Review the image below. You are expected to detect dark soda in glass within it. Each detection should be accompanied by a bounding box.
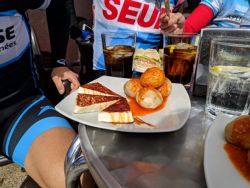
[164,43,197,85]
[103,45,135,78]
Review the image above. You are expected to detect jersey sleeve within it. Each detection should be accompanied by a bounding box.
[200,0,223,16]
[184,4,214,33]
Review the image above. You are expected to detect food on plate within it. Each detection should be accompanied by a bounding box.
[124,79,142,98]
[74,82,134,123]
[132,48,163,73]
[225,115,250,150]
[74,94,120,113]
[78,82,120,96]
[224,115,250,178]
[98,98,134,123]
[157,78,172,97]
[123,67,171,109]
[140,67,165,88]
[136,87,163,109]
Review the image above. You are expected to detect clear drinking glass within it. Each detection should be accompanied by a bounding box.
[163,33,200,89]
[101,32,136,78]
[240,8,250,28]
[205,38,250,119]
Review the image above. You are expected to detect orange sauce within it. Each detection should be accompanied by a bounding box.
[128,97,168,117]
[224,143,250,182]
[134,117,155,127]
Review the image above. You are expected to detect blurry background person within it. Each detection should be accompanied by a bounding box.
[160,0,250,34]
[66,0,185,78]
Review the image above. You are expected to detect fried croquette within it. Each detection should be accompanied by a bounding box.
[136,87,163,109]
[124,79,142,98]
[157,78,172,97]
[140,67,165,88]
[225,115,250,150]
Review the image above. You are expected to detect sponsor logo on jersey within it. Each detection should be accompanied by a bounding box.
[96,0,166,33]
[0,13,30,67]
[0,25,17,53]
[215,14,243,25]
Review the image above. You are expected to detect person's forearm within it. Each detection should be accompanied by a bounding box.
[184,4,214,33]
[0,0,48,11]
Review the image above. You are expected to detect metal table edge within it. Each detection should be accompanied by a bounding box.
[79,124,122,188]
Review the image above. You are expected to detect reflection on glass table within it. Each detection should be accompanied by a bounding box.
[65,97,209,188]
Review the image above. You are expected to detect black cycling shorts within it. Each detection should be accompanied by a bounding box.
[0,95,73,167]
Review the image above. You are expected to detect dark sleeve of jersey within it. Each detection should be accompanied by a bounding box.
[65,0,82,40]
[0,0,46,11]
[46,0,69,68]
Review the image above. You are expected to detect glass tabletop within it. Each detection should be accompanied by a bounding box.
[78,96,209,188]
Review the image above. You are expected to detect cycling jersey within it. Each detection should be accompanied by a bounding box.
[200,0,250,28]
[0,0,55,109]
[92,0,177,70]
[0,10,42,109]
[0,0,73,167]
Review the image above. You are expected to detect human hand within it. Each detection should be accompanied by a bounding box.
[51,67,80,94]
[160,13,185,34]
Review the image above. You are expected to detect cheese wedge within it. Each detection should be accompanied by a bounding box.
[98,98,134,123]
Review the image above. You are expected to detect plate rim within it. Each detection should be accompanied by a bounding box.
[203,113,250,188]
[55,76,191,133]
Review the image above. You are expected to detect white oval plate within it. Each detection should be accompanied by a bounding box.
[55,76,191,133]
[204,113,250,188]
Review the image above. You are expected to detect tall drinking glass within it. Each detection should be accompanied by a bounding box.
[163,33,200,88]
[205,38,250,119]
[240,8,250,28]
[101,32,136,78]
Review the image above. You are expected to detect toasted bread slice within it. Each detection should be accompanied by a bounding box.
[78,82,120,96]
[74,94,120,113]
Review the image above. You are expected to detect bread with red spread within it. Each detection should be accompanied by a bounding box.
[74,82,134,123]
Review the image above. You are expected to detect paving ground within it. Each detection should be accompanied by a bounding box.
[0,164,40,188]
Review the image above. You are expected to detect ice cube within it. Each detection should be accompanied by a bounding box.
[113,45,132,51]
[175,43,196,50]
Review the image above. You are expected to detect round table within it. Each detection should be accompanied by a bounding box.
[65,96,210,188]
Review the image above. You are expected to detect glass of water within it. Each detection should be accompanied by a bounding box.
[205,38,250,119]
[240,8,250,28]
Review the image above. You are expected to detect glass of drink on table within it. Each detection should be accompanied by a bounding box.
[163,33,200,88]
[205,38,250,119]
[101,32,136,78]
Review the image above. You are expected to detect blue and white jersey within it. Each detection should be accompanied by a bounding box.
[200,0,250,28]
[0,11,30,67]
[93,0,176,70]
[0,0,50,108]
